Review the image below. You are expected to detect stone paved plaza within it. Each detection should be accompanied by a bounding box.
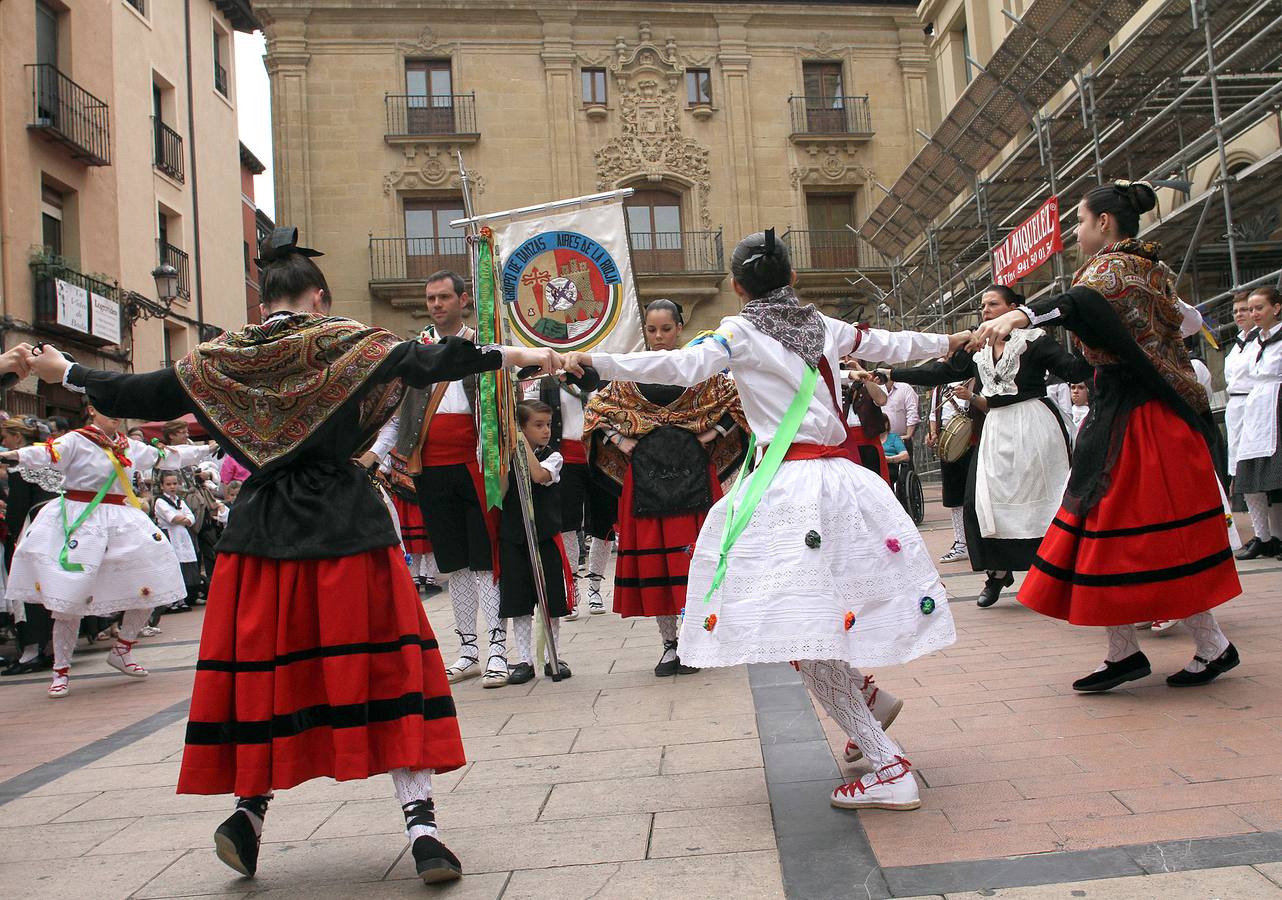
[2,489,1281,899]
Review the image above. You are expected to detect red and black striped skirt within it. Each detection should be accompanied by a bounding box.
[613,463,720,618]
[1019,400,1241,626]
[391,493,432,555]
[178,546,465,797]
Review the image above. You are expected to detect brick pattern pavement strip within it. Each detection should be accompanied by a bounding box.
[1,487,1279,898]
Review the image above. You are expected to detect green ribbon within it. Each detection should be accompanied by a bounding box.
[57,477,116,572]
[703,365,819,602]
[475,232,504,510]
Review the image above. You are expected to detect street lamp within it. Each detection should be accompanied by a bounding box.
[151,263,180,304]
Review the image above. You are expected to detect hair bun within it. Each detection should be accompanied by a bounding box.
[1116,180,1157,215]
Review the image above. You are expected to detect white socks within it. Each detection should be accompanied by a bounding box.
[560,531,580,608]
[52,617,79,671]
[1245,493,1272,541]
[391,767,438,841]
[513,614,533,665]
[587,536,611,583]
[656,615,680,662]
[446,571,480,666]
[478,574,506,674]
[1105,624,1141,662]
[798,659,904,770]
[950,506,965,544]
[1182,612,1230,673]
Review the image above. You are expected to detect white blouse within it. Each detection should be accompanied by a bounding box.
[15,431,207,495]
[154,493,198,563]
[590,316,949,447]
[1238,325,1282,462]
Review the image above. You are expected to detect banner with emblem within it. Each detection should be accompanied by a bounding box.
[480,192,644,354]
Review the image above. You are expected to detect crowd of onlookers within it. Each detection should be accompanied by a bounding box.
[0,412,242,673]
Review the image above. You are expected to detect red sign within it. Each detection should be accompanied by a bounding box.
[992,196,1062,287]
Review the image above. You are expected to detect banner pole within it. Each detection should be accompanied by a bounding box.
[456,151,564,681]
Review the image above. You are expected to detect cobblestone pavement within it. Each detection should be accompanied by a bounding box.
[0,486,1279,899]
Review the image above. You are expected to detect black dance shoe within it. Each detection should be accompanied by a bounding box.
[1235,537,1277,560]
[655,640,699,677]
[976,571,1015,608]
[2,654,52,676]
[412,834,463,883]
[543,660,573,679]
[1166,643,1240,687]
[214,809,263,877]
[1072,651,1151,692]
[506,662,535,685]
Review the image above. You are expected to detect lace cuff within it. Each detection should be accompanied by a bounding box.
[1017,304,1058,328]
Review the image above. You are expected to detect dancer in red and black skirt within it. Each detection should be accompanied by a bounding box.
[584,299,747,676]
[25,229,557,883]
[971,181,1242,692]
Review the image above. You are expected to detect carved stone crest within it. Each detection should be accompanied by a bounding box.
[384,144,484,196]
[790,144,873,187]
[593,25,713,228]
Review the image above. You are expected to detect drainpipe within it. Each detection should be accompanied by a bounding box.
[183,0,206,331]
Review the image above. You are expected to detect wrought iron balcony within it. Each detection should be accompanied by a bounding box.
[370,236,470,285]
[153,117,184,182]
[385,93,479,140]
[782,229,891,271]
[788,95,873,138]
[25,64,111,166]
[629,230,725,275]
[159,241,192,300]
[31,259,123,347]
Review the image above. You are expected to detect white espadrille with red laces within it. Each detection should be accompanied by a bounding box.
[842,675,904,764]
[106,639,149,678]
[831,757,919,810]
[48,667,70,698]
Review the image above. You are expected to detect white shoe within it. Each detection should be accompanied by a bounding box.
[831,759,919,811]
[106,641,149,678]
[938,542,968,563]
[482,662,508,689]
[48,667,70,698]
[1151,619,1180,633]
[139,625,162,637]
[564,604,581,622]
[445,658,481,684]
[587,584,606,614]
[843,677,903,763]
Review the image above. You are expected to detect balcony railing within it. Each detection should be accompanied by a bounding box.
[782,229,892,271]
[788,95,873,137]
[370,236,471,284]
[385,93,478,139]
[629,230,725,275]
[159,241,192,300]
[25,64,111,165]
[215,63,228,97]
[152,117,185,182]
[31,259,123,347]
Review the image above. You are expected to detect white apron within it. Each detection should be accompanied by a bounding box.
[1236,328,1282,464]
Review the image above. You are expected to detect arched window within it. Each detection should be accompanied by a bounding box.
[626,188,683,272]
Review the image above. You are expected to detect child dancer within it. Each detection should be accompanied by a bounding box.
[565,230,968,810]
[1,406,204,697]
[500,400,573,684]
[155,470,202,611]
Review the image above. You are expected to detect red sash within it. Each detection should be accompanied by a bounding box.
[421,414,478,467]
[782,444,850,462]
[65,490,128,506]
[560,438,589,466]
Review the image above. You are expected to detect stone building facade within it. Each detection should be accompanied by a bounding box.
[255,0,931,336]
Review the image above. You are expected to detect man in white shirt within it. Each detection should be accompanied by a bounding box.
[880,375,921,461]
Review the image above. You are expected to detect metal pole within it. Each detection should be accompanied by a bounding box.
[1199,0,1242,290]
[455,152,564,679]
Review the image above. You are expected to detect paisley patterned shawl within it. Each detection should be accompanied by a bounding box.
[173,313,405,469]
[583,373,749,488]
[1072,239,1209,413]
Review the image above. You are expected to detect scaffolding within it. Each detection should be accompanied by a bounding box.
[856,0,1282,336]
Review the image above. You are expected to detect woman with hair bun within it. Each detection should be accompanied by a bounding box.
[887,283,1093,609]
[972,181,1242,693]
[567,230,971,813]
[583,298,748,677]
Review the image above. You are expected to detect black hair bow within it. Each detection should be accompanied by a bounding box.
[254,226,324,268]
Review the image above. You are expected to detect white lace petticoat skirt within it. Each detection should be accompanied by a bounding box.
[678,456,956,669]
[4,498,187,617]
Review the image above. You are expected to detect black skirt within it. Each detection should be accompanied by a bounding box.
[498,538,569,618]
[940,449,972,509]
